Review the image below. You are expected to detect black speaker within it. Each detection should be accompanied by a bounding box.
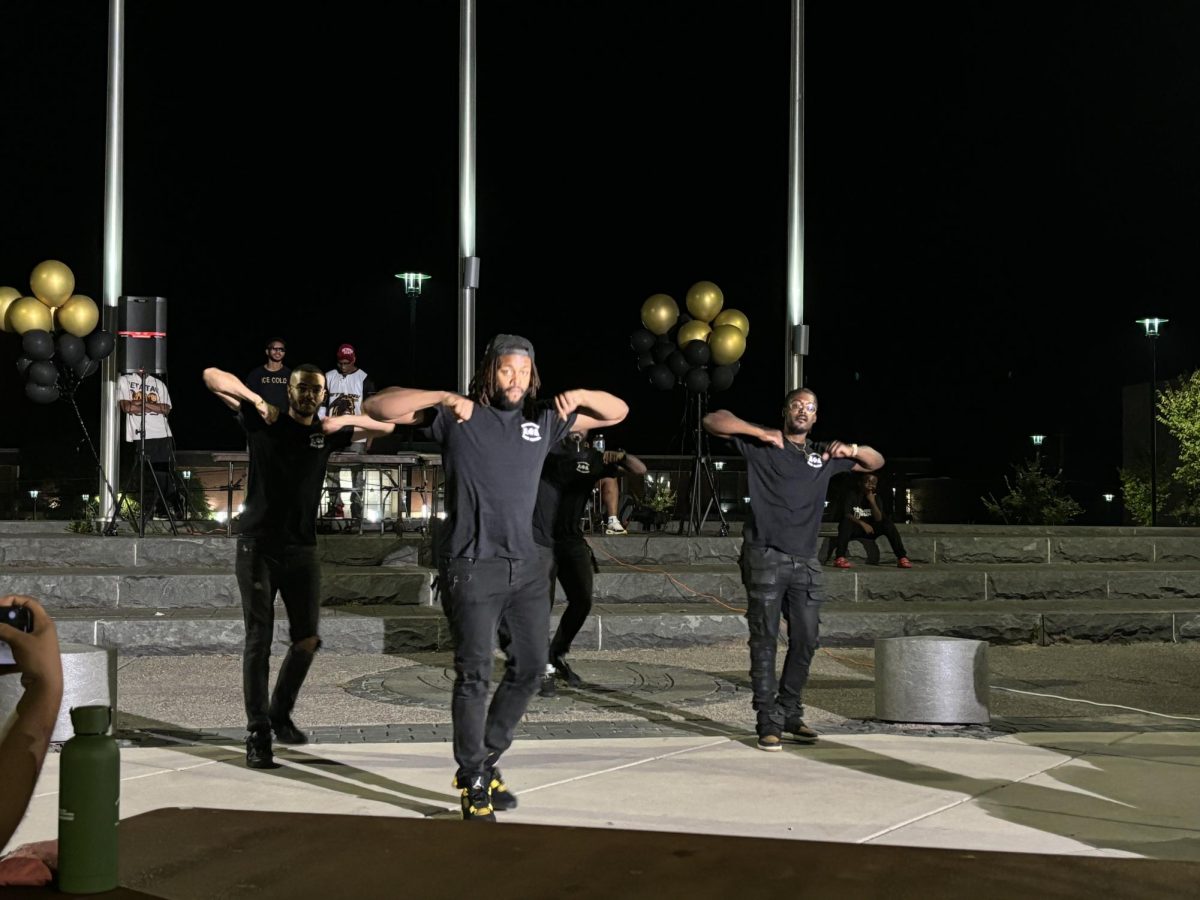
[118,296,168,374]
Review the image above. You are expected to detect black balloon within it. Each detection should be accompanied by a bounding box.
[666,350,690,377]
[647,363,676,390]
[652,342,674,364]
[728,360,741,376]
[685,368,710,393]
[25,382,59,404]
[28,360,59,387]
[682,339,711,367]
[709,365,735,391]
[630,328,656,353]
[85,329,115,361]
[16,356,33,378]
[636,351,655,371]
[56,333,86,366]
[73,356,99,379]
[22,329,54,361]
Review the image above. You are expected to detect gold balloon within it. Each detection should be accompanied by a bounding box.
[640,293,680,336]
[0,286,20,333]
[709,324,747,365]
[30,259,75,308]
[676,319,712,348]
[712,308,749,336]
[685,280,724,322]
[6,296,54,334]
[57,294,100,337]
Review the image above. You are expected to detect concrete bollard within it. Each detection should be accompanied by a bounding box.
[874,636,989,724]
[0,642,118,742]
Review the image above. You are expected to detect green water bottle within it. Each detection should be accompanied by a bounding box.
[58,705,120,894]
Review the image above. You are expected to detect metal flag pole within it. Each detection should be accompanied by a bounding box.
[785,0,807,393]
[458,0,479,394]
[99,0,126,519]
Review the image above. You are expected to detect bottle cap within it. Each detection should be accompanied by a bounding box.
[70,705,112,735]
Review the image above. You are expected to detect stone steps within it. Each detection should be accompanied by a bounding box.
[0,566,432,609]
[39,599,1200,655]
[4,527,1200,653]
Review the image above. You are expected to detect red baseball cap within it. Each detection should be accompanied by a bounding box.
[336,343,356,362]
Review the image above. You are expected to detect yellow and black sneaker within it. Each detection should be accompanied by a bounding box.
[488,767,518,811]
[457,773,496,822]
[784,717,819,742]
[756,728,783,752]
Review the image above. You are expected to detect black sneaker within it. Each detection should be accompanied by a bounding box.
[784,717,819,742]
[457,773,496,822]
[756,730,783,752]
[488,768,518,811]
[245,730,279,769]
[270,715,308,746]
[551,654,583,688]
[538,672,557,697]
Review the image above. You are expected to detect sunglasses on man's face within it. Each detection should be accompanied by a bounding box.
[267,346,285,352]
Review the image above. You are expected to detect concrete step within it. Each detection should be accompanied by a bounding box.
[588,563,1200,605]
[0,534,426,569]
[8,532,1200,570]
[0,566,433,609]
[41,599,1200,656]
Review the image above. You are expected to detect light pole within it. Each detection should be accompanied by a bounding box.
[396,273,431,386]
[29,489,39,521]
[1136,318,1167,526]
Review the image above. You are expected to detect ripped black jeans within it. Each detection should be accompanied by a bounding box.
[740,546,825,731]
[235,539,322,733]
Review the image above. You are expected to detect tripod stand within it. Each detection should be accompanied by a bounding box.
[105,369,179,537]
[679,391,730,537]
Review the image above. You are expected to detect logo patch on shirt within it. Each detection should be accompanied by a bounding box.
[576,461,591,474]
[310,434,325,449]
[521,423,542,442]
[807,452,823,469]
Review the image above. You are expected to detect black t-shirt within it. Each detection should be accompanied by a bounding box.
[430,401,576,560]
[237,401,353,545]
[532,444,621,547]
[246,365,291,410]
[843,488,888,522]
[732,436,855,557]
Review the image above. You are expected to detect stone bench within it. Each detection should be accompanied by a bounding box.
[0,642,117,742]
[873,636,989,724]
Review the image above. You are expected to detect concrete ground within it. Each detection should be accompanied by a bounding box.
[7,643,1200,864]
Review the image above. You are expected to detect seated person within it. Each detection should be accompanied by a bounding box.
[833,472,912,569]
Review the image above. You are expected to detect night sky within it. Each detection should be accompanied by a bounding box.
[3,2,1199,513]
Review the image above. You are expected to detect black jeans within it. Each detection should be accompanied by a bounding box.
[834,516,908,559]
[548,539,595,658]
[740,546,825,731]
[442,554,550,779]
[235,539,322,733]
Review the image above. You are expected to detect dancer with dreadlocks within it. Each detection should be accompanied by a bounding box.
[365,335,628,821]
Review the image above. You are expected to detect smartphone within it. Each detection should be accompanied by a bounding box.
[0,605,34,666]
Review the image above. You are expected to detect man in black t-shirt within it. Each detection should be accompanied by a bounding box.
[704,388,883,751]
[834,472,911,568]
[245,337,291,410]
[531,433,647,695]
[365,334,629,822]
[203,363,393,769]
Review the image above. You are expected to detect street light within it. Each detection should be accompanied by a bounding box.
[1136,318,1168,525]
[1030,434,1046,447]
[29,489,39,521]
[396,273,431,385]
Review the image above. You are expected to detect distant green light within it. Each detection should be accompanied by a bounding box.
[1136,317,1167,337]
[396,272,432,296]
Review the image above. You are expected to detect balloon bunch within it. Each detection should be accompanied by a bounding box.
[629,281,749,393]
[1,261,115,404]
